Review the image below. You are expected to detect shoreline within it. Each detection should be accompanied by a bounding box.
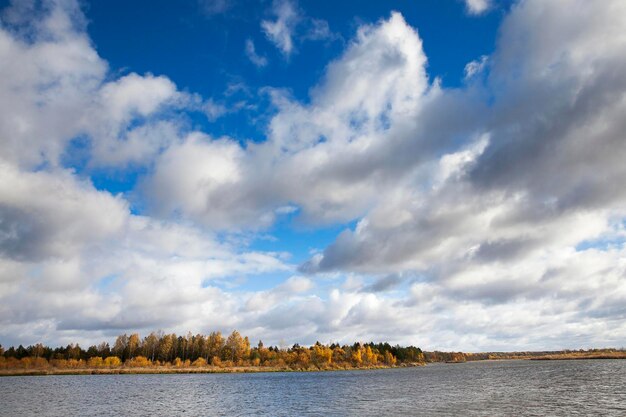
[4,355,626,376]
[0,363,425,377]
[529,354,626,361]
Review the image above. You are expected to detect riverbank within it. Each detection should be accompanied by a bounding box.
[529,351,626,360]
[438,349,626,362]
[5,353,626,376]
[0,362,428,377]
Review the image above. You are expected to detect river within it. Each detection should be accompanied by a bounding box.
[1,359,625,416]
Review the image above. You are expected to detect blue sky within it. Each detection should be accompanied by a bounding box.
[1,0,626,351]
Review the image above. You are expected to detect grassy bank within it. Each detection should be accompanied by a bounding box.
[0,363,426,377]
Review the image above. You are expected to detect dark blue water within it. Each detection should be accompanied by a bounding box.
[1,360,625,416]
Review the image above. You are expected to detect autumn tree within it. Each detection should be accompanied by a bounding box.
[30,343,44,358]
[332,346,346,363]
[88,356,104,367]
[256,340,269,363]
[158,334,175,362]
[128,334,140,359]
[351,347,362,365]
[97,342,111,357]
[312,342,332,367]
[362,345,377,365]
[113,334,129,361]
[225,330,250,363]
[206,331,225,362]
[383,351,396,366]
[104,356,122,367]
[0,329,428,371]
[143,332,159,362]
[66,344,81,360]
[185,332,194,361]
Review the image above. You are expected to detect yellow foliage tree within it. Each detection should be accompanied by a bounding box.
[104,356,122,367]
[128,334,140,359]
[225,330,250,363]
[383,351,396,366]
[312,344,332,367]
[192,358,207,367]
[88,356,104,368]
[126,356,150,367]
[363,346,377,365]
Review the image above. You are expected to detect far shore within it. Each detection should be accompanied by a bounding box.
[441,351,626,363]
[0,363,424,377]
[528,352,626,361]
[3,352,626,377]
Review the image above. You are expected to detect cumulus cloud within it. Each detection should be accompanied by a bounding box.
[0,1,189,170]
[0,0,290,347]
[87,74,182,167]
[0,162,127,262]
[0,211,291,345]
[244,276,313,312]
[306,0,626,269]
[299,0,626,348]
[98,73,177,124]
[0,0,106,169]
[143,12,437,228]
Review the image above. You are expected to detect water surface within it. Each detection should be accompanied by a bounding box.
[1,359,625,416]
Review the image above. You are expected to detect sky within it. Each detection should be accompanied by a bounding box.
[1,0,625,352]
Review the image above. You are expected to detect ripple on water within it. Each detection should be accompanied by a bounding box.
[1,360,625,417]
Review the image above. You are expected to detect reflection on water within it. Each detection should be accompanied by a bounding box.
[1,359,625,416]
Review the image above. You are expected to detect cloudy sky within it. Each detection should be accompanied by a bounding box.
[1,0,625,352]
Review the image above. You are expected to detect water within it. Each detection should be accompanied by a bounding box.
[1,360,625,416]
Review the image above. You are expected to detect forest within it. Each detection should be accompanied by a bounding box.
[0,330,426,373]
[4,331,621,375]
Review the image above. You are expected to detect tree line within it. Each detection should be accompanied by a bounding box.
[0,330,425,371]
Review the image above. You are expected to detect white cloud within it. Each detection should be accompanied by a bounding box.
[0,1,106,169]
[86,73,188,167]
[0,2,190,170]
[245,38,268,67]
[297,0,626,349]
[0,161,128,261]
[204,98,229,121]
[142,133,256,230]
[0,0,291,348]
[143,12,433,228]
[261,0,299,56]
[98,73,177,124]
[0,157,292,344]
[465,0,492,15]
[245,276,313,312]
[464,55,489,79]
[260,1,337,58]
